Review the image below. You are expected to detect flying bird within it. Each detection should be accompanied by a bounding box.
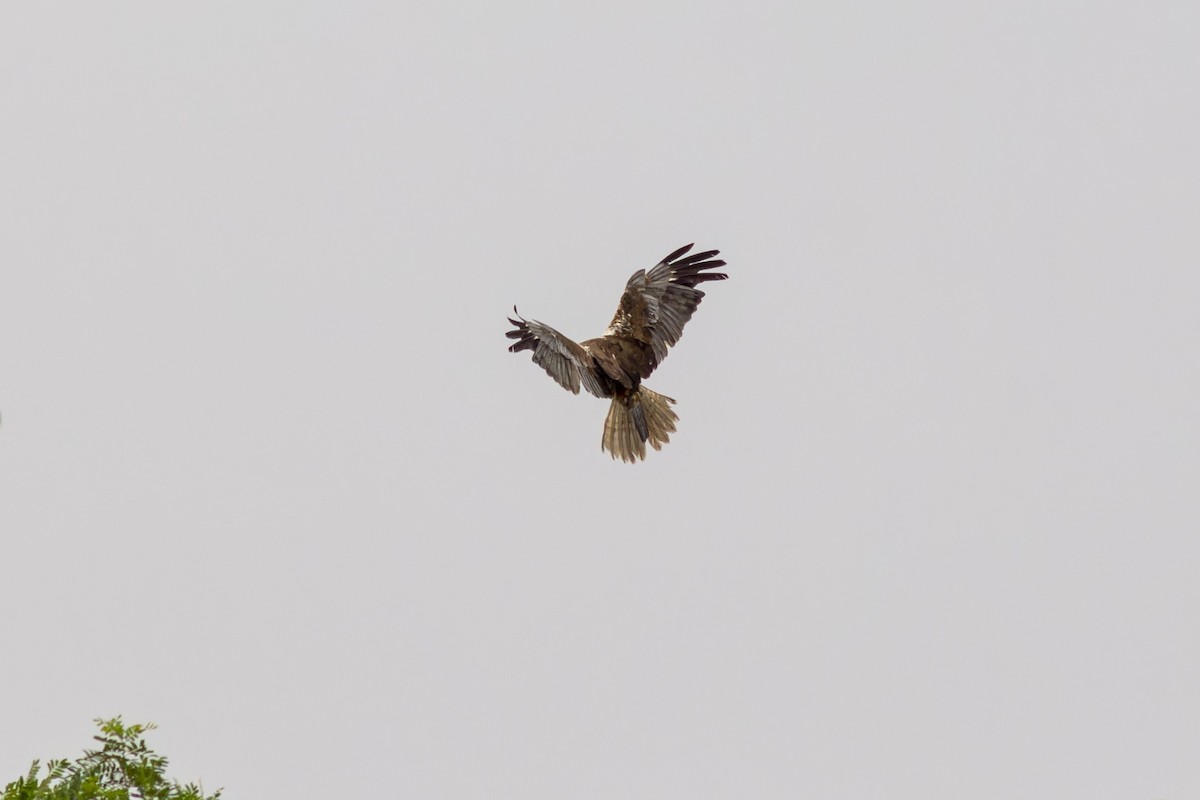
[507,243,728,462]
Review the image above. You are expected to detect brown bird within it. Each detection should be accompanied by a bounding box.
[507,243,728,462]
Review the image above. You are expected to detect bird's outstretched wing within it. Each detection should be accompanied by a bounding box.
[506,308,609,398]
[607,243,728,370]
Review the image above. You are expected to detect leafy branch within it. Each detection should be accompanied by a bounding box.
[2,718,220,800]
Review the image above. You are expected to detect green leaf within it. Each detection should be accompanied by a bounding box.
[1,719,222,800]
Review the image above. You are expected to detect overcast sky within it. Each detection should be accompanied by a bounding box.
[1,2,1197,798]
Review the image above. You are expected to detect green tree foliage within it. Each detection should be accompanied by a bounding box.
[2,718,220,800]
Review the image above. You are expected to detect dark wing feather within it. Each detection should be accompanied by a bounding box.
[506,307,608,398]
[607,243,728,369]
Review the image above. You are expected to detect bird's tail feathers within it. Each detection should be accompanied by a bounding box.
[602,386,678,463]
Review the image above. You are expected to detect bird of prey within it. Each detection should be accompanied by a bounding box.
[506,243,728,462]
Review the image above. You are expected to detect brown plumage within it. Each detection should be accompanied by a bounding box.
[506,243,728,462]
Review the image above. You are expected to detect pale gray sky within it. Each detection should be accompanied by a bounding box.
[1,2,1197,798]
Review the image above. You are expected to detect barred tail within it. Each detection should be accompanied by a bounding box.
[602,386,679,463]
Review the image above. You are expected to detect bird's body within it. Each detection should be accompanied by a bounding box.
[507,243,728,462]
